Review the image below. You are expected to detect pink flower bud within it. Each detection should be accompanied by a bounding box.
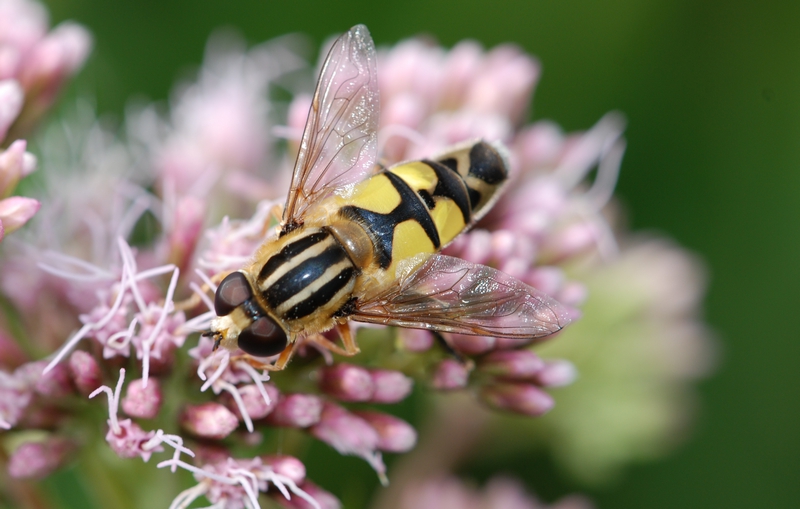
[459,228,493,265]
[318,363,374,402]
[533,360,578,388]
[0,47,21,81]
[261,454,306,484]
[0,79,23,142]
[47,23,93,75]
[222,383,279,421]
[397,327,434,352]
[0,196,39,234]
[18,22,91,96]
[34,360,73,397]
[431,359,470,390]
[8,438,73,479]
[265,393,323,428]
[122,377,162,419]
[541,221,601,264]
[68,350,102,396]
[449,332,496,355]
[354,410,417,453]
[180,402,239,439]
[369,369,413,404]
[309,403,381,465]
[0,329,27,369]
[480,382,554,416]
[556,281,588,308]
[478,350,545,380]
[513,121,564,168]
[167,196,205,273]
[439,40,482,108]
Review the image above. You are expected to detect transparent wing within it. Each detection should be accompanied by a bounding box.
[351,255,574,339]
[283,24,379,230]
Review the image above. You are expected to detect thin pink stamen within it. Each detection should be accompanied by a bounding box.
[89,368,126,435]
[141,266,180,387]
[235,360,272,406]
[217,380,254,432]
[199,349,230,389]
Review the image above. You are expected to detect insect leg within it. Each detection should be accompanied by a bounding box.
[231,343,296,372]
[302,324,361,357]
[336,322,361,356]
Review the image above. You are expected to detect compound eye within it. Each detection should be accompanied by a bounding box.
[238,315,288,357]
[214,272,253,317]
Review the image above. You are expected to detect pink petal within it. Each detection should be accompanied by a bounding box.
[0,196,39,233]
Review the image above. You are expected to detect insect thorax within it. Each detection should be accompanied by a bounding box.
[250,227,358,332]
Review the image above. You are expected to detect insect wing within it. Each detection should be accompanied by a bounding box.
[283,24,379,229]
[352,255,574,339]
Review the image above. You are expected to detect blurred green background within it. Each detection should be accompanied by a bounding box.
[38,0,800,508]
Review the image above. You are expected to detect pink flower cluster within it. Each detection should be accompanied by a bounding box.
[0,0,91,138]
[0,0,90,242]
[0,13,711,509]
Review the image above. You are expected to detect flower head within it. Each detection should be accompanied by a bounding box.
[0,13,713,509]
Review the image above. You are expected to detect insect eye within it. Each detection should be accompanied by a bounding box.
[237,316,288,357]
[214,272,253,317]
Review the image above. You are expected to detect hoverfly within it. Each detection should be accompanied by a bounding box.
[206,25,572,369]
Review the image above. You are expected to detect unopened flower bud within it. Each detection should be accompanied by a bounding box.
[397,327,433,352]
[0,329,27,369]
[533,360,578,388]
[354,410,417,453]
[480,382,554,416]
[541,221,601,264]
[266,393,323,428]
[167,196,205,273]
[222,383,279,421]
[180,402,239,439]
[309,403,381,466]
[370,369,413,403]
[318,363,374,402]
[0,80,23,143]
[8,438,73,479]
[478,349,545,380]
[449,333,496,355]
[33,361,72,397]
[556,281,588,308]
[0,138,28,196]
[14,361,72,397]
[431,359,470,390]
[68,350,102,396]
[122,377,162,419]
[0,196,39,234]
[261,454,306,484]
[13,23,92,136]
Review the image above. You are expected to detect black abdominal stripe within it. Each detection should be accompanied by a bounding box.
[341,141,508,269]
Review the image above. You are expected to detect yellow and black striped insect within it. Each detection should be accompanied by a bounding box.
[206,25,571,368]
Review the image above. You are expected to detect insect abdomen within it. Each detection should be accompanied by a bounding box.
[337,141,508,277]
[256,228,357,325]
